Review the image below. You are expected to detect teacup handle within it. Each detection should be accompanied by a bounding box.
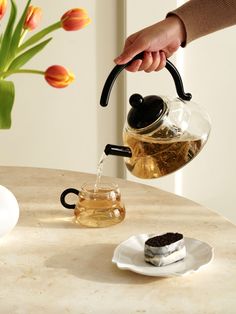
[60,188,79,209]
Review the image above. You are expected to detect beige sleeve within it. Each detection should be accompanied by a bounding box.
[167,0,236,45]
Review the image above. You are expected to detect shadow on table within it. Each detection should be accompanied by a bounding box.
[45,243,167,284]
[17,208,86,229]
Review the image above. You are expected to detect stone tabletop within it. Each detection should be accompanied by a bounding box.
[0,166,236,314]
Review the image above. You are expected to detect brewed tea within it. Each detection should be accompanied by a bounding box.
[123,130,202,179]
[75,183,125,228]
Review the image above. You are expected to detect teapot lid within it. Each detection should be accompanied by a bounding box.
[127,93,168,129]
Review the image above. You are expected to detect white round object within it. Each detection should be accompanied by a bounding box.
[0,185,19,238]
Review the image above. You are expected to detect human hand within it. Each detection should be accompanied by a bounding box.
[114,15,186,72]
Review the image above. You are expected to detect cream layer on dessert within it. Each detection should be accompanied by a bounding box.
[145,245,186,266]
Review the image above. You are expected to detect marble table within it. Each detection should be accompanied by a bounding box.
[0,166,236,313]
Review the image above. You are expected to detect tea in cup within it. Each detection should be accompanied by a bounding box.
[60,182,125,228]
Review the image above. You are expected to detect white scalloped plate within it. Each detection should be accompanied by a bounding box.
[112,234,214,277]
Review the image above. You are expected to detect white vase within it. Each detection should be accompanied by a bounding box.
[0,185,19,238]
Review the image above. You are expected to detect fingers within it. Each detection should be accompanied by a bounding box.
[154,51,166,72]
[114,50,140,65]
[125,51,151,72]
[145,52,160,72]
[125,59,143,72]
[123,51,167,72]
[114,41,145,65]
[114,31,149,65]
[139,52,153,71]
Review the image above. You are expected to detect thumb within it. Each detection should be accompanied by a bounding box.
[114,43,145,64]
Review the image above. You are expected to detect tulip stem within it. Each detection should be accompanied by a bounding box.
[18,21,62,53]
[19,29,29,46]
[1,69,45,79]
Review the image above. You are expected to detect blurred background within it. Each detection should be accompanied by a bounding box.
[0,0,236,223]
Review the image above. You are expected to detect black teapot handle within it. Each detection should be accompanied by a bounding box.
[100,52,192,107]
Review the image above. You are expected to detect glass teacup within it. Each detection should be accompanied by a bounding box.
[60,182,125,228]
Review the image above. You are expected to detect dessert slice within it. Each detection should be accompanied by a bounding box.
[144,232,186,266]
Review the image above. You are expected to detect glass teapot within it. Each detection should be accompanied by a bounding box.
[100,53,211,179]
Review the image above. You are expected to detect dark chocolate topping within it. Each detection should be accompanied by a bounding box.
[145,232,183,247]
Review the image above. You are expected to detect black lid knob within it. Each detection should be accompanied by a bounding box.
[127,94,166,129]
[129,94,144,108]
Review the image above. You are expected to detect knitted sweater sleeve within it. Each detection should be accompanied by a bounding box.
[167,0,236,45]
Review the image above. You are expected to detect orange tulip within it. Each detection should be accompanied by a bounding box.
[0,0,7,20]
[44,65,75,88]
[61,8,91,31]
[24,5,42,31]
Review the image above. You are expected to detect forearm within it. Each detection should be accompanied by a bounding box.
[168,0,236,45]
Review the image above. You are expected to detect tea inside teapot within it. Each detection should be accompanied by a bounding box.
[123,95,209,179]
[123,126,202,179]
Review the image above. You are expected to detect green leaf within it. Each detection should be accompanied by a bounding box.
[0,0,17,71]
[8,37,52,71]
[18,21,61,53]
[0,80,15,129]
[9,0,31,60]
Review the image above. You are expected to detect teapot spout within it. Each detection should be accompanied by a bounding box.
[104,144,132,158]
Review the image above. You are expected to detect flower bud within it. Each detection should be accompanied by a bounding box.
[0,0,7,20]
[61,8,91,31]
[24,5,42,31]
[44,65,75,88]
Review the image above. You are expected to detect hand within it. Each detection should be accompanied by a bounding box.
[114,15,186,72]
